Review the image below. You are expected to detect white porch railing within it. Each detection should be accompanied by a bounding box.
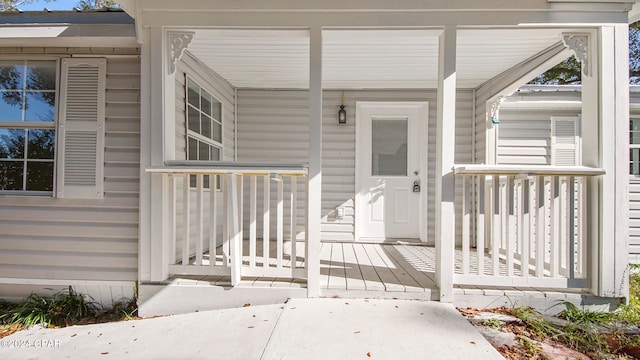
[147,161,308,286]
[453,165,605,289]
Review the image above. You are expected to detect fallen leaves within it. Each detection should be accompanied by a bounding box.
[367,352,372,357]
[101,352,109,355]
[243,303,251,307]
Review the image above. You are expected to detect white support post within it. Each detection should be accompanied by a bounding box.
[435,25,457,303]
[148,27,170,282]
[581,30,600,295]
[306,26,323,297]
[613,24,630,299]
[583,26,629,298]
[139,27,152,283]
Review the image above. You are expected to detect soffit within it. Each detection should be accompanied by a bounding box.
[187,28,565,89]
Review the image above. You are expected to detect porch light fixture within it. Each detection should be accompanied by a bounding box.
[338,91,347,125]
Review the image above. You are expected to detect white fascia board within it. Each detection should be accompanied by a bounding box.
[0,24,138,47]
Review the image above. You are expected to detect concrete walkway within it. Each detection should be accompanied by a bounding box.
[0,298,503,360]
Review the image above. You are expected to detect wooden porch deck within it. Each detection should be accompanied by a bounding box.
[170,242,465,300]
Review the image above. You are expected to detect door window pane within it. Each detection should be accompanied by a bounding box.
[371,118,407,176]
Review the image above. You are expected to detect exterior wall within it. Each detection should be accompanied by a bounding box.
[498,89,582,165]
[236,89,473,244]
[0,47,140,302]
[498,86,640,264]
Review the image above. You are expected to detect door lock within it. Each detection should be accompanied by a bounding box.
[413,181,421,193]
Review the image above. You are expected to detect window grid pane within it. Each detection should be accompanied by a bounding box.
[0,60,57,193]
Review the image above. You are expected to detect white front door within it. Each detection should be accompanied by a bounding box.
[356,102,428,241]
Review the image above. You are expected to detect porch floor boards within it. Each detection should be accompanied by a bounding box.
[171,242,540,297]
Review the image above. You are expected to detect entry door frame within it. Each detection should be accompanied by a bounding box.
[355,101,429,242]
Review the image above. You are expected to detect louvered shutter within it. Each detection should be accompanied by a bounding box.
[551,116,580,166]
[56,58,106,199]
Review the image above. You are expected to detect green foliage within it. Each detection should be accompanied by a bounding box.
[508,306,614,357]
[531,21,640,85]
[481,317,503,329]
[617,269,640,326]
[0,0,53,11]
[75,0,118,9]
[0,287,97,327]
[529,56,581,85]
[558,301,616,324]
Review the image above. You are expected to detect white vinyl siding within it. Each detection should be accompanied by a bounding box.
[56,58,106,199]
[237,89,473,244]
[0,51,140,284]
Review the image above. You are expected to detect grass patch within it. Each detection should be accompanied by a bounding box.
[0,287,97,328]
[501,270,640,358]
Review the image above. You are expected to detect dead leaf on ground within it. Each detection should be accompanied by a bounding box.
[71,333,77,337]
[101,352,109,355]
[470,341,476,345]
[332,295,340,299]
[248,326,255,329]
[354,331,361,334]
[243,303,251,307]
[367,352,372,357]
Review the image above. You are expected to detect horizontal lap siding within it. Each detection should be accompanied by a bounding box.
[237,89,473,243]
[0,53,140,283]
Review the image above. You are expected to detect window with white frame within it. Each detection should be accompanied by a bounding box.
[186,77,222,162]
[0,60,57,194]
[631,117,640,175]
[185,77,222,188]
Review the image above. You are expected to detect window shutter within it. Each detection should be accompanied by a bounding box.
[56,58,106,199]
[551,116,580,166]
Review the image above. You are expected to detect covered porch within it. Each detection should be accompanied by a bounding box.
[127,0,631,315]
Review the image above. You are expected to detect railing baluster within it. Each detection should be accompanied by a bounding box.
[492,175,500,276]
[222,175,230,266]
[479,175,488,276]
[195,174,204,266]
[277,175,284,269]
[263,175,271,268]
[558,177,568,276]
[536,176,545,278]
[169,174,177,266]
[290,177,297,269]
[182,174,190,267]
[229,174,242,286]
[519,178,530,278]
[506,176,514,277]
[550,176,559,277]
[462,175,470,275]
[209,174,217,270]
[476,175,488,275]
[567,176,576,279]
[249,176,257,268]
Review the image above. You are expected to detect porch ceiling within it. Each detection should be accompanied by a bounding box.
[186,28,566,90]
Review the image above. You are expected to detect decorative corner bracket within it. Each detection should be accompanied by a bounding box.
[562,34,590,78]
[167,31,195,75]
[487,97,505,128]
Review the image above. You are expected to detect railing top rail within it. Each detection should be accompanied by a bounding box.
[453,164,605,177]
[146,161,308,176]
